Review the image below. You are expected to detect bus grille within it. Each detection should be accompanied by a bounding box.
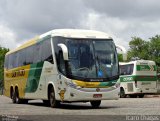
[127,83,133,92]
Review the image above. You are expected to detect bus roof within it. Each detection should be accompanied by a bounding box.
[6,29,112,55]
[40,29,111,39]
[119,60,156,65]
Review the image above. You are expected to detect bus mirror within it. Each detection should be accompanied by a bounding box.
[58,43,69,60]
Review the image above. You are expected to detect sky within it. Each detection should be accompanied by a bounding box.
[0,0,160,50]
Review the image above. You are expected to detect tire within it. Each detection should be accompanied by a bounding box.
[14,89,21,104]
[13,88,26,104]
[120,88,126,98]
[12,91,16,104]
[90,100,101,108]
[49,87,60,108]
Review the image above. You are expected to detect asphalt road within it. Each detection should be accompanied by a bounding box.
[0,95,160,121]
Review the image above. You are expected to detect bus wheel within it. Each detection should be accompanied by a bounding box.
[13,88,23,104]
[120,88,126,98]
[90,100,101,108]
[49,87,60,108]
[12,91,16,103]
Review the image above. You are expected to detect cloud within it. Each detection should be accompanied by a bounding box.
[0,0,88,45]
[80,11,160,50]
[0,0,160,51]
[0,24,17,49]
[83,0,160,20]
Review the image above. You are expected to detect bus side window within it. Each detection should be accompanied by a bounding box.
[41,39,53,63]
[33,43,42,63]
[25,46,34,65]
[8,54,14,69]
[4,55,9,69]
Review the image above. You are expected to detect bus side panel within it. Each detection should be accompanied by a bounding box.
[24,61,58,100]
[25,62,43,93]
[4,65,30,98]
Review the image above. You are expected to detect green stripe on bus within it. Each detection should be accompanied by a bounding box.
[136,65,156,71]
[25,62,44,93]
[120,75,157,82]
[99,80,118,87]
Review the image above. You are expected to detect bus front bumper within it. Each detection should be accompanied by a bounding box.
[63,86,119,102]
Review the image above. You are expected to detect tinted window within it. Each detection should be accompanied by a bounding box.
[25,45,34,65]
[41,39,53,63]
[8,54,14,69]
[4,55,9,69]
[120,64,134,75]
[19,49,26,66]
[14,52,19,67]
[33,43,42,63]
[7,38,53,69]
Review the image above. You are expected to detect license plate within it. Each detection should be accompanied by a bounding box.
[93,94,102,98]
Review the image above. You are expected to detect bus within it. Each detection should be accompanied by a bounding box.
[119,60,157,98]
[4,29,120,108]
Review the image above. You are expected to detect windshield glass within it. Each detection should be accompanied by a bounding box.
[67,38,119,81]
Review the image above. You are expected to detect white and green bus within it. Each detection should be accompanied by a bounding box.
[4,29,120,108]
[119,60,157,98]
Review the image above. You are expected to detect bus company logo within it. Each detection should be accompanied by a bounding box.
[123,77,133,82]
[12,69,25,77]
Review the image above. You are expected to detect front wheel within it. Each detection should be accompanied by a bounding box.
[120,88,126,98]
[49,88,60,108]
[90,100,101,108]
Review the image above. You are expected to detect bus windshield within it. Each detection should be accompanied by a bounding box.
[67,38,119,81]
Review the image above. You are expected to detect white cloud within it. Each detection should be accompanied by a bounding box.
[0,0,160,51]
[80,11,160,50]
[80,12,130,49]
[0,24,17,49]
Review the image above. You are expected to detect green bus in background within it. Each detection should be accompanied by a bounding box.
[119,60,158,98]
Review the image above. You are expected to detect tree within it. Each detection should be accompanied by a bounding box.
[0,46,9,89]
[127,37,149,61]
[149,35,160,66]
[118,54,123,62]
